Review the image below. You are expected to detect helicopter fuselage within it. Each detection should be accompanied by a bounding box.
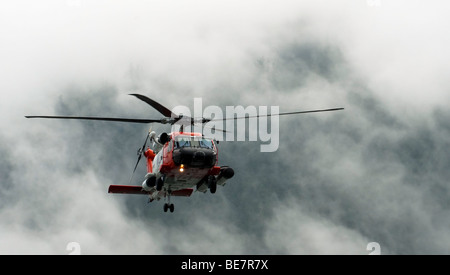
[108,131,235,212]
[148,131,222,191]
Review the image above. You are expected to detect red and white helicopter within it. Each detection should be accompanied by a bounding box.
[26,94,343,213]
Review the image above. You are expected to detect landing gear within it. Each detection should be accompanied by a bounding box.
[208,175,217,194]
[163,203,174,213]
[163,189,175,213]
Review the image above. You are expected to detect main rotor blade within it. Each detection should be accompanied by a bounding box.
[129,94,178,119]
[210,108,344,121]
[193,122,229,133]
[25,116,163,124]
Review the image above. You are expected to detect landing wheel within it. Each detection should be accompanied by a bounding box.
[209,182,217,194]
[208,175,217,194]
[163,203,175,213]
[164,190,175,213]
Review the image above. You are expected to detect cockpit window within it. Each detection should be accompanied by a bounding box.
[175,136,214,149]
[177,138,191,148]
[199,138,213,149]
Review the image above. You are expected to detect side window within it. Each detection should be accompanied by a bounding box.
[201,139,213,149]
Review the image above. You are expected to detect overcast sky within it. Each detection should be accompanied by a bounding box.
[1,0,450,254]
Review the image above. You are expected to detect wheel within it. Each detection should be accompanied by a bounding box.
[169,204,174,213]
[210,182,217,194]
[145,176,156,187]
[156,176,164,191]
[208,176,217,194]
[163,203,168,212]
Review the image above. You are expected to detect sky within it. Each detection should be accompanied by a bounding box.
[1,0,450,254]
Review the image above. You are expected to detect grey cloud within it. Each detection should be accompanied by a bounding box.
[271,43,344,91]
[2,1,450,255]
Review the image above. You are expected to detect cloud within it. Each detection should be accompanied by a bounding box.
[1,0,450,254]
[264,199,370,255]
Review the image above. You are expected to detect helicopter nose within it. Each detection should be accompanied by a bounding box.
[193,151,206,162]
[173,148,215,168]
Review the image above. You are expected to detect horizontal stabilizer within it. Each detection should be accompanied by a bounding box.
[171,188,194,197]
[108,185,147,195]
[108,185,194,197]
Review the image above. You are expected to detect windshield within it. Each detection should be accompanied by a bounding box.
[175,136,213,149]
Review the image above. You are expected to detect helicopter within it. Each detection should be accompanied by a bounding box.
[26,94,343,213]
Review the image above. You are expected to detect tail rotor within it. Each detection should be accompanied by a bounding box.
[128,127,152,185]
